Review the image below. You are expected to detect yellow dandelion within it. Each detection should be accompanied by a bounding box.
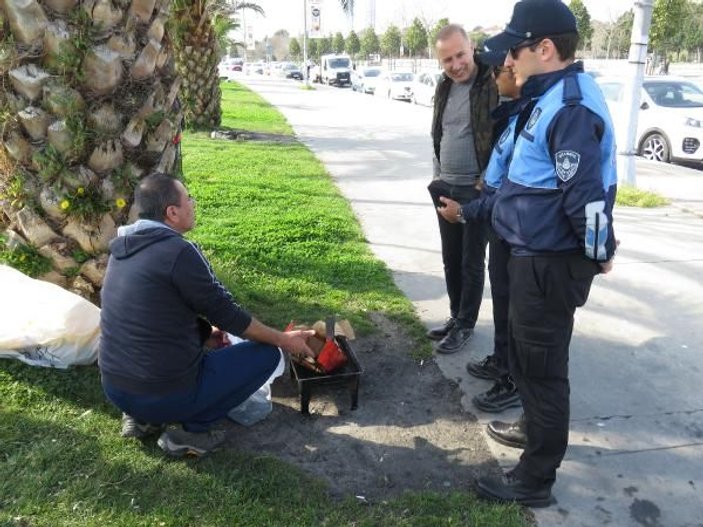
[115,198,127,209]
[60,199,70,210]
[77,187,85,196]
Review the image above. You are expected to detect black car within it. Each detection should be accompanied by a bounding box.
[280,63,303,80]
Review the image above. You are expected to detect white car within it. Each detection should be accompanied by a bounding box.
[375,71,415,102]
[217,59,243,81]
[596,76,703,164]
[352,67,384,94]
[412,70,443,106]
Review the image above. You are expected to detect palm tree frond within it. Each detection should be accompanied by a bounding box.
[338,0,354,15]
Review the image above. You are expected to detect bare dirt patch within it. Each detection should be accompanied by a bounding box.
[224,313,501,501]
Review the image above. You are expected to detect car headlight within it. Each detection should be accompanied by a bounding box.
[684,117,702,128]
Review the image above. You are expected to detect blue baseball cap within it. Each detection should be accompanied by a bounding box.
[484,0,577,52]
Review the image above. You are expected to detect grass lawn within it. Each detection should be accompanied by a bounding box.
[0,82,530,527]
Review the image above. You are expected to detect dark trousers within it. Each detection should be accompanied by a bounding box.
[103,341,282,432]
[487,226,510,375]
[435,184,487,328]
[507,254,598,485]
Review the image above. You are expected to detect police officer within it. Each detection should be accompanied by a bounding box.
[472,0,618,507]
[438,50,527,414]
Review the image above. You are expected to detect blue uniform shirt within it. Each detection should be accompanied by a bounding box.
[492,62,617,261]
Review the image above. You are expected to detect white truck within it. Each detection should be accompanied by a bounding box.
[317,54,353,86]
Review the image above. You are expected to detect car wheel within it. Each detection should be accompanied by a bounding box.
[640,132,670,163]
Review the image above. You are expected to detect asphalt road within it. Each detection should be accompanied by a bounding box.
[239,75,703,527]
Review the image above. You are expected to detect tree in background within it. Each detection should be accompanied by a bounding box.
[569,0,593,51]
[289,38,302,61]
[319,35,333,55]
[360,27,380,59]
[381,25,402,58]
[427,18,450,58]
[404,18,428,57]
[333,32,346,54]
[308,38,319,59]
[680,1,703,61]
[468,29,489,49]
[269,29,290,61]
[650,0,687,58]
[346,31,361,58]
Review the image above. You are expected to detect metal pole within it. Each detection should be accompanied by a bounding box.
[618,0,654,187]
[303,0,310,87]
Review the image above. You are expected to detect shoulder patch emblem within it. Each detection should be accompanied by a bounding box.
[526,107,542,130]
[555,150,581,182]
[498,126,511,146]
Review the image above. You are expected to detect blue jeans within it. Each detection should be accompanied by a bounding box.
[103,341,282,432]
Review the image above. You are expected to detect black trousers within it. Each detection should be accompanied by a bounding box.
[433,183,487,329]
[507,254,598,485]
[487,226,510,375]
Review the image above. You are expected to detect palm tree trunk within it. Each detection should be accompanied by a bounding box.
[173,11,222,129]
[1,0,181,301]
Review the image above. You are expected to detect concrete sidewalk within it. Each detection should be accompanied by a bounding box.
[240,77,703,527]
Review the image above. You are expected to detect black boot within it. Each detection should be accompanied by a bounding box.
[426,318,455,341]
[475,470,555,508]
[472,377,521,413]
[436,325,473,354]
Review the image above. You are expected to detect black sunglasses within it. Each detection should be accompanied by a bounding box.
[509,38,544,59]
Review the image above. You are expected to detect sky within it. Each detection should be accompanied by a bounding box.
[244,0,637,41]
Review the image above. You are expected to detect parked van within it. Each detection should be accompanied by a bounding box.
[318,54,352,86]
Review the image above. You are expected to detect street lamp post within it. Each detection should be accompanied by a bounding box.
[303,0,310,87]
[618,0,654,187]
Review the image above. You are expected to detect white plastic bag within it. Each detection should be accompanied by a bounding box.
[0,265,100,368]
[227,349,285,426]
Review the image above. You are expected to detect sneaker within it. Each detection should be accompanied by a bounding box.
[426,318,456,341]
[120,413,164,439]
[157,427,227,458]
[436,326,473,354]
[466,355,504,380]
[472,378,521,413]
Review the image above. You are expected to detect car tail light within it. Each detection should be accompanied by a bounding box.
[682,137,700,154]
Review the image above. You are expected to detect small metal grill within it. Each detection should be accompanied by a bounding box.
[289,335,362,415]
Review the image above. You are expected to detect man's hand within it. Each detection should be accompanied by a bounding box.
[600,239,620,274]
[437,196,463,223]
[278,329,316,358]
[204,327,230,349]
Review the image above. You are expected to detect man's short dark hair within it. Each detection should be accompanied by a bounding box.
[548,33,579,62]
[436,24,470,45]
[135,173,182,221]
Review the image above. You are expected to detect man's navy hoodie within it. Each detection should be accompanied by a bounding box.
[99,221,252,395]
